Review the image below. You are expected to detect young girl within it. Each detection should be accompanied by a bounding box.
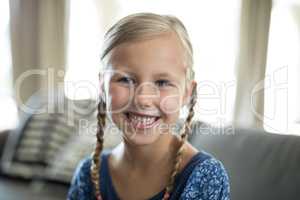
[67,13,230,200]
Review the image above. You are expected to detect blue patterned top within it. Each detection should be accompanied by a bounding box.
[67,150,230,200]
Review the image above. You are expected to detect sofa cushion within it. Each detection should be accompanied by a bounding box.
[0,90,123,184]
[0,91,97,183]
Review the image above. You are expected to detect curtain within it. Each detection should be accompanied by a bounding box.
[233,0,272,129]
[9,0,68,105]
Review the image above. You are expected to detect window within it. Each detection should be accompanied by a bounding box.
[64,0,104,100]
[264,0,300,135]
[65,0,241,126]
[0,0,18,132]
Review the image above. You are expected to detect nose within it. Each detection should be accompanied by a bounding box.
[134,82,159,109]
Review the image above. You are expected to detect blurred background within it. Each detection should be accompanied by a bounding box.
[0,0,300,200]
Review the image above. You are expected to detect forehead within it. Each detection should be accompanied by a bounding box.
[109,33,187,79]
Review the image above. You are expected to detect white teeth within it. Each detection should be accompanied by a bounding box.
[127,113,157,125]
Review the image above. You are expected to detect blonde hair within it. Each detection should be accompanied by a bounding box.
[101,12,194,81]
[91,12,197,200]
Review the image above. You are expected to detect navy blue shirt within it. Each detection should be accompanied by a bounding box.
[68,150,230,200]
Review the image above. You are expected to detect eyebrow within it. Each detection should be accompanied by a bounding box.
[112,66,180,80]
[153,72,178,80]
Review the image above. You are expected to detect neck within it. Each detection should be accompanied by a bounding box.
[114,133,180,172]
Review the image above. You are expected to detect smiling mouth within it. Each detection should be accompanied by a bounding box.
[124,112,161,129]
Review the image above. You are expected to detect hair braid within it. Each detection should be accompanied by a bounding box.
[163,85,197,200]
[90,100,106,200]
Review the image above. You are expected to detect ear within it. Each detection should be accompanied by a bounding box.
[182,80,197,106]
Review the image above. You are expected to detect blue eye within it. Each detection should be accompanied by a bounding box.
[155,79,172,87]
[117,76,135,85]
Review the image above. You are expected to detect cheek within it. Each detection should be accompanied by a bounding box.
[160,91,183,115]
[110,85,131,112]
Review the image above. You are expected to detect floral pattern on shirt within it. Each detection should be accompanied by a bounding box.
[67,154,230,200]
[179,158,230,200]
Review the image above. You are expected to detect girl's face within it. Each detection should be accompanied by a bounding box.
[106,33,195,146]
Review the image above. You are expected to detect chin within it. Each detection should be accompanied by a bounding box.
[122,130,161,146]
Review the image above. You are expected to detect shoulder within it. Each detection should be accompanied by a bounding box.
[67,156,94,200]
[67,151,111,200]
[180,152,230,200]
[72,156,93,183]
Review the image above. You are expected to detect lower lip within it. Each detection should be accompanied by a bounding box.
[125,113,160,130]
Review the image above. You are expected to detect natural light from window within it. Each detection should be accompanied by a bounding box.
[264,0,300,135]
[65,0,241,126]
[0,0,18,132]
